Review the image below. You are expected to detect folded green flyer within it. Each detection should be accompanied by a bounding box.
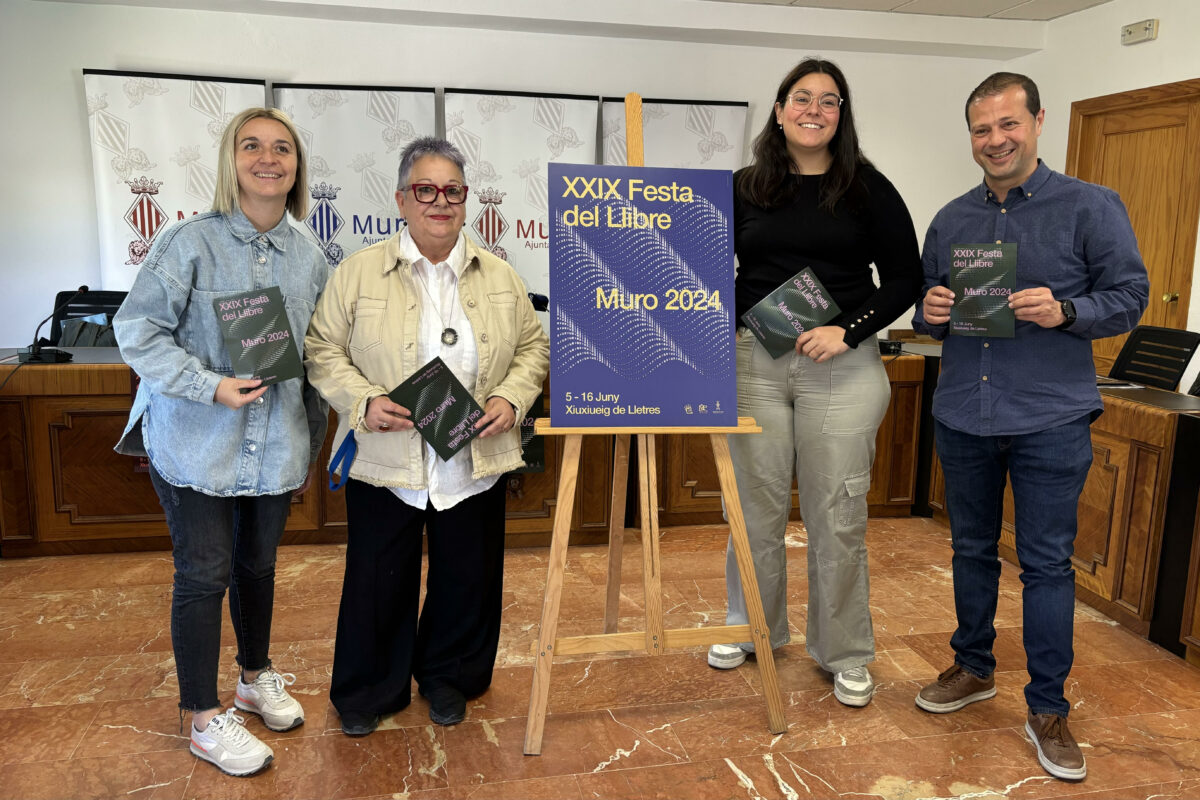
[388,356,485,461]
[741,267,842,358]
[514,392,545,473]
[949,243,1017,338]
[212,285,303,386]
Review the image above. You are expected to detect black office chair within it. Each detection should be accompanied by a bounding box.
[1108,325,1200,391]
[1189,372,1200,397]
[47,290,128,346]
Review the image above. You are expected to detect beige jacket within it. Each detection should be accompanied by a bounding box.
[304,232,549,489]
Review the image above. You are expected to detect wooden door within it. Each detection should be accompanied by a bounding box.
[1065,79,1200,373]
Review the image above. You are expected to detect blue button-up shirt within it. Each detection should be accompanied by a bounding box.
[114,209,330,496]
[912,162,1149,437]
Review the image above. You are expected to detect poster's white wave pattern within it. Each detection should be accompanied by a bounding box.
[552,197,732,381]
[554,222,699,378]
[553,308,617,373]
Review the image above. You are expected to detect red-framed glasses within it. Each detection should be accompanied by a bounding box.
[406,183,470,204]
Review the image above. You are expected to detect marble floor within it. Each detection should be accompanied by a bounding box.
[1,516,1198,799]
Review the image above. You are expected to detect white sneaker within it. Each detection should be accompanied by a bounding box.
[235,668,305,731]
[707,643,748,669]
[190,709,274,777]
[834,665,875,707]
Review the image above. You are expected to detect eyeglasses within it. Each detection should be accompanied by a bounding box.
[406,183,469,204]
[783,90,843,113]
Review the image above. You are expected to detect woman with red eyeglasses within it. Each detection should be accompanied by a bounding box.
[304,137,548,735]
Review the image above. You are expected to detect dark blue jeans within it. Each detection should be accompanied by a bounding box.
[149,467,293,712]
[934,416,1092,717]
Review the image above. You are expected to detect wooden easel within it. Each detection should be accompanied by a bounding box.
[522,94,787,755]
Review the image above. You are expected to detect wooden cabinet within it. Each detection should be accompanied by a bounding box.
[1,357,171,555]
[923,383,1200,650]
[870,355,925,513]
[1020,391,1200,637]
[1066,396,1178,630]
[1,350,926,556]
[649,354,926,527]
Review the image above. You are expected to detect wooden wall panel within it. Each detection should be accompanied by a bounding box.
[653,354,924,527]
[503,433,614,547]
[2,355,925,555]
[0,400,33,542]
[30,397,165,541]
[975,391,1183,633]
[870,356,925,510]
[658,433,723,525]
[1075,434,1121,575]
[1115,443,1168,615]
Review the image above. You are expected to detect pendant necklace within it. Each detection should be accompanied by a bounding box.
[415,265,459,346]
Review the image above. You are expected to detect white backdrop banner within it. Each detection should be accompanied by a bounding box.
[272,84,436,268]
[83,70,266,290]
[443,89,599,298]
[602,98,748,171]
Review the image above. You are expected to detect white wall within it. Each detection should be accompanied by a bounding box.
[2,0,1198,363]
[0,0,988,346]
[1011,0,1200,389]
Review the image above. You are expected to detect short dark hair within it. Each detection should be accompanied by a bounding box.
[965,72,1041,125]
[397,137,466,191]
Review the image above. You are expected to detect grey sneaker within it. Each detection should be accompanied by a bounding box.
[707,643,748,669]
[1026,710,1086,781]
[916,664,996,713]
[190,709,274,777]
[834,665,874,707]
[235,668,304,731]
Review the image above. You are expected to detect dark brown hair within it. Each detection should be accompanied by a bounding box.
[737,58,872,211]
[964,72,1041,124]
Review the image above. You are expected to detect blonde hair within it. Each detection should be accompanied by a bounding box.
[212,107,308,219]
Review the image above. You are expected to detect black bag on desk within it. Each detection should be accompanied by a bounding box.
[58,317,117,347]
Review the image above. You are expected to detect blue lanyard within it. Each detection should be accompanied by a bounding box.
[328,430,356,491]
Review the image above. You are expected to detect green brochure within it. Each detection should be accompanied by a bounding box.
[212,285,303,386]
[388,356,485,461]
[514,392,545,473]
[949,243,1017,338]
[741,267,842,359]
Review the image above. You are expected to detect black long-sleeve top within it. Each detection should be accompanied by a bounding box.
[733,164,923,348]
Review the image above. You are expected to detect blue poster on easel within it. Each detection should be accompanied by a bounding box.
[549,163,735,427]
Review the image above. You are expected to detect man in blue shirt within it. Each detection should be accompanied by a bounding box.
[912,72,1148,782]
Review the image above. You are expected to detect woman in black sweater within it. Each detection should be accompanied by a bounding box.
[709,59,923,709]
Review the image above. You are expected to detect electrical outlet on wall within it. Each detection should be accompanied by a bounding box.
[1120,18,1159,46]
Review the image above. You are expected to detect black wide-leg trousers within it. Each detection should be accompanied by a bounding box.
[330,477,507,717]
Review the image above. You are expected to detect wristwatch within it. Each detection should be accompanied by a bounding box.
[1057,299,1077,330]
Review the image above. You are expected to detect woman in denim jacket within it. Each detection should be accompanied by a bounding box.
[113,108,330,777]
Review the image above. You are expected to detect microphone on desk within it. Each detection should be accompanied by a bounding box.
[18,285,90,364]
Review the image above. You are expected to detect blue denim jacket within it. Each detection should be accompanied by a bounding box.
[114,209,331,496]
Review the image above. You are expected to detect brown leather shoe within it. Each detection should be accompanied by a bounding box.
[915,664,996,713]
[1025,711,1086,781]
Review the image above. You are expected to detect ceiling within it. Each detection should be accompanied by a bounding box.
[41,0,1095,59]
[700,0,1116,21]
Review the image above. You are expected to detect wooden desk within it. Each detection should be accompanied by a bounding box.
[1068,387,1200,654]
[920,369,1200,657]
[648,353,926,527]
[0,348,348,556]
[1,349,926,556]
